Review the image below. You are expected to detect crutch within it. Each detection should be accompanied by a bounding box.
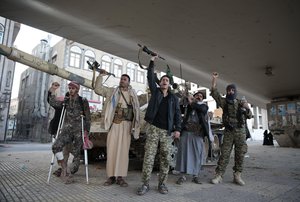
[81,114,89,184]
[47,103,66,184]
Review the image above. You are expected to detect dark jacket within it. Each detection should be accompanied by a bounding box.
[47,91,62,135]
[183,102,209,137]
[144,61,182,135]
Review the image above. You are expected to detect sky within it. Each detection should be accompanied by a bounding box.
[11,24,62,99]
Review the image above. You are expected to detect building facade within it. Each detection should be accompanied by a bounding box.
[15,39,149,142]
[0,17,20,142]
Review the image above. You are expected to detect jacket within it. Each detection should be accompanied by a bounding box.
[144,61,182,135]
[210,88,252,129]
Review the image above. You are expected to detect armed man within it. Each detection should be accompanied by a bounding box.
[137,55,181,195]
[210,72,252,186]
[94,71,140,187]
[49,81,91,184]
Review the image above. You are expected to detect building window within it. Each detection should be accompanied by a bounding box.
[82,87,92,100]
[69,46,82,68]
[51,55,57,63]
[137,70,145,83]
[126,63,136,81]
[101,55,112,72]
[0,24,4,44]
[113,59,123,78]
[83,50,95,70]
[6,71,11,87]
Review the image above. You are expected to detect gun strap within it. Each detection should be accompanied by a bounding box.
[120,90,130,107]
[138,48,148,70]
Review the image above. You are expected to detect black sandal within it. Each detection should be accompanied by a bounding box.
[176,176,186,185]
[116,177,128,187]
[192,176,202,184]
[103,177,116,186]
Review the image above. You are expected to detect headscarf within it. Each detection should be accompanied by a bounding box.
[68,81,80,90]
[225,84,237,101]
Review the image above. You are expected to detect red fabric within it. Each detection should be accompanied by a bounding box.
[83,131,93,150]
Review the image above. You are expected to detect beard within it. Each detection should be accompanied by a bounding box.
[226,93,236,101]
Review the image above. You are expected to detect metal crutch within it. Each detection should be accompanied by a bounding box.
[47,103,66,184]
[81,114,89,184]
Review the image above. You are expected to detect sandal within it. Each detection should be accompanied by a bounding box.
[64,175,74,184]
[158,183,168,194]
[116,177,128,187]
[103,177,116,186]
[137,184,150,195]
[192,176,202,184]
[53,168,62,177]
[176,176,186,185]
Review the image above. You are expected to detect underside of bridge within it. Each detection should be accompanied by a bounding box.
[1,0,300,107]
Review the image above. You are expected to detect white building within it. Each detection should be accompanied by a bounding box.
[0,17,20,141]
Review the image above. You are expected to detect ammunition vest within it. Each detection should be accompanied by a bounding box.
[222,99,246,130]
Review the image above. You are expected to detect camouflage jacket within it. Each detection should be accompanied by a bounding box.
[48,93,91,132]
[210,88,252,129]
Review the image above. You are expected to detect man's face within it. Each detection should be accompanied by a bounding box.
[227,88,235,95]
[159,76,170,90]
[119,75,130,88]
[194,93,203,102]
[68,86,78,96]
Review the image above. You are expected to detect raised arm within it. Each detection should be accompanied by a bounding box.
[94,71,113,97]
[48,82,63,109]
[147,56,159,94]
[210,72,226,108]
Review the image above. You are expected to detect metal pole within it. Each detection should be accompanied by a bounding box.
[81,114,89,184]
[47,104,66,184]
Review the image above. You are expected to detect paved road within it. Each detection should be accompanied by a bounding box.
[0,140,299,202]
[0,142,51,153]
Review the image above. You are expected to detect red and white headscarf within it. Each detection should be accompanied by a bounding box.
[68,81,80,90]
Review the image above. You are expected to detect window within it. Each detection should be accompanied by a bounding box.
[137,70,145,83]
[101,55,112,72]
[6,71,11,87]
[0,24,4,44]
[83,50,95,70]
[82,87,92,100]
[113,59,123,78]
[51,55,57,63]
[126,63,136,81]
[69,46,81,68]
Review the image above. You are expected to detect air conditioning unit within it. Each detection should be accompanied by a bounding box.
[0,104,3,109]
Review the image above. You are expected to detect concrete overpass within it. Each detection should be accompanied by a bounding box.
[1,0,300,107]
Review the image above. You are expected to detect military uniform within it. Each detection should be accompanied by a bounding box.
[49,94,91,174]
[211,88,252,179]
[142,124,173,184]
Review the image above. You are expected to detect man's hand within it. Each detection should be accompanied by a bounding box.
[212,72,219,78]
[173,131,180,139]
[99,69,108,76]
[212,72,218,89]
[242,102,250,109]
[150,54,159,61]
[49,82,60,93]
[187,95,194,104]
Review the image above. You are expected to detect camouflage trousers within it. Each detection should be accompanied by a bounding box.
[215,128,248,175]
[52,126,82,175]
[141,125,173,185]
